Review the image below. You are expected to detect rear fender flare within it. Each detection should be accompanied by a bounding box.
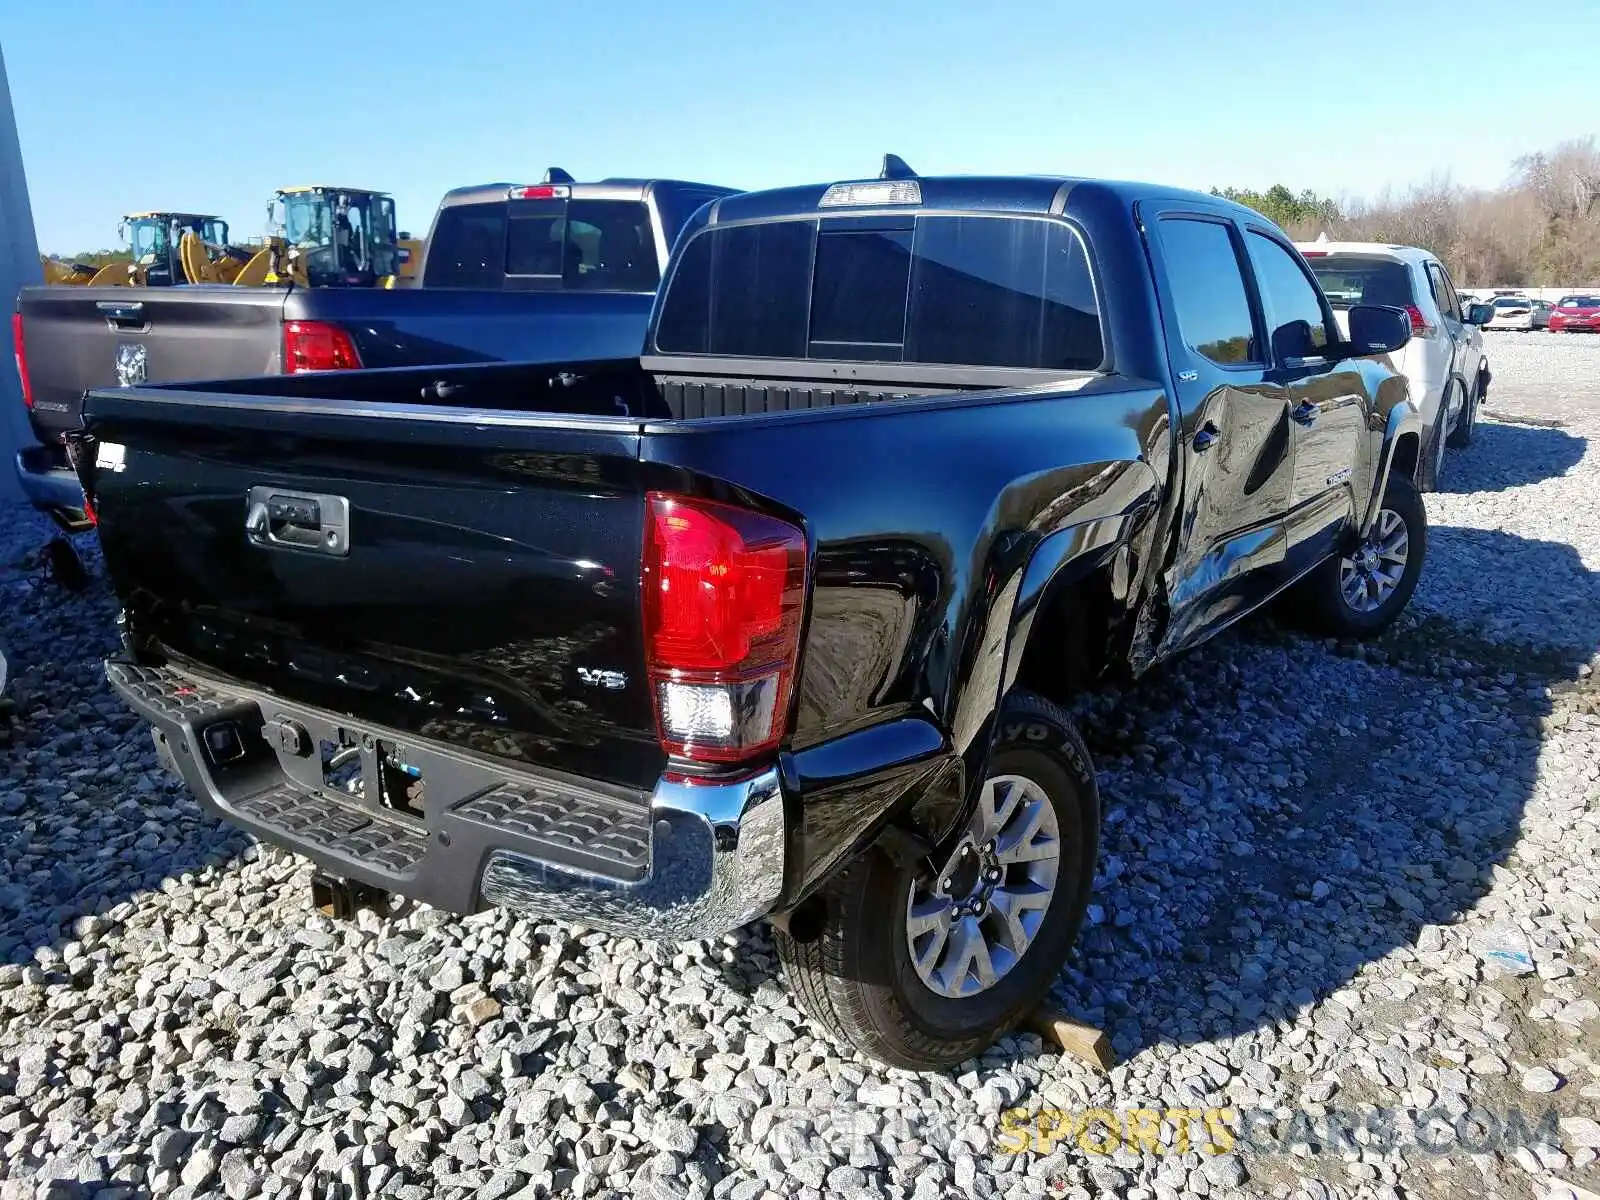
[1360,399,1423,538]
[914,511,1140,852]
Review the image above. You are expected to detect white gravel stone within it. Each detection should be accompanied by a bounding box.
[1520,1066,1562,1093]
[1561,1117,1600,1149]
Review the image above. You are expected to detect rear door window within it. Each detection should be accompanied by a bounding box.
[425,199,658,291]
[1156,217,1259,366]
[654,214,1102,370]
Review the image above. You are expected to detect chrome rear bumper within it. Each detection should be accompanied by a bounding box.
[106,658,789,941]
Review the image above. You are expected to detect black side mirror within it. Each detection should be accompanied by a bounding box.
[1271,319,1318,362]
[1465,303,1495,326]
[1345,304,1411,355]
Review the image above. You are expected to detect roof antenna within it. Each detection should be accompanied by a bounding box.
[880,154,917,180]
[542,167,575,185]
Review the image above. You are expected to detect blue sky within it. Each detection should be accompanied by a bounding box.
[5,0,1597,254]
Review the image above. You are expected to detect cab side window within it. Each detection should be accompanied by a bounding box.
[1244,232,1330,361]
[1158,217,1259,366]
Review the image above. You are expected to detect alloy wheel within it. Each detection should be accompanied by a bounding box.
[1339,509,1409,613]
[905,773,1061,999]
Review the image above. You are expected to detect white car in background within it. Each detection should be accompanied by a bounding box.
[1484,295,1552,331]
[1297,240,1493,489]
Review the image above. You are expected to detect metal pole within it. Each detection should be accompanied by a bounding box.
[0,40,43,503]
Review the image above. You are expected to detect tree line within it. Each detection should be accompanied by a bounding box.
[1215,137,1600,287]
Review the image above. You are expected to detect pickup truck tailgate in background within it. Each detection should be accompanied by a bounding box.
[17,287,288,440]
[80,390,666,790]
[289,287,659,370]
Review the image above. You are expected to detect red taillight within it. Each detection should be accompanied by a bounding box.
[1404,304,1434,338]
[1300,250,1328,257]
[642,492,807,765]
[12,311,33,409]
[283,320,362,373]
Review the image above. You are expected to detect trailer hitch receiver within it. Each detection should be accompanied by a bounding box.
[311,873,390,921]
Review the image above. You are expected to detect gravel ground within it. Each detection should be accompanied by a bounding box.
[2,334,1598,1200]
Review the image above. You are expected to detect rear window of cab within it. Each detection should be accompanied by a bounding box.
[653,213,1103,372]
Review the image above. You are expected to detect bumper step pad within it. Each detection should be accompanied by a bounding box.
[456,781,650,880]
[233,786,428,876]
[107,661,245,726]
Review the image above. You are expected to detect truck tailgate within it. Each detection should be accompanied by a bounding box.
[80,387,665,790]
[18,286,288,440]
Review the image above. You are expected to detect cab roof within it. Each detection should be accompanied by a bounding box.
[275,185,391,197]
[123,211,223,221]
[433,178,739,209]
[703,169,1266,227]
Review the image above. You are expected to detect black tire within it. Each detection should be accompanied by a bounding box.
[1296,470,1426,637]
[44,537,89,593]
[1448,371,1480,449]
[1423,398,1450,492]
[774,691,1099,1070]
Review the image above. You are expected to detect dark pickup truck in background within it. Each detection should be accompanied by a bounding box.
[74,161,1427,1069]
[13,173,737,531]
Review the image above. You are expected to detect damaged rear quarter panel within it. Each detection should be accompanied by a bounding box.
[641,378,1170,898]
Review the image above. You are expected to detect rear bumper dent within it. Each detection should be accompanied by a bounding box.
[106,658,787,941]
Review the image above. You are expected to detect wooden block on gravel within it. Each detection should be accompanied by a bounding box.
[1028,1006,1114,1071]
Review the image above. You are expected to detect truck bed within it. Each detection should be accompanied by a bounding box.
[78,356,1135,796]
[139,355,1054,422]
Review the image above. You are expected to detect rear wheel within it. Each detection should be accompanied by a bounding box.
[1424,396,1450,491]
[775,692,1099,1070]
[44,537,88,593]
[1447,372,1479,449]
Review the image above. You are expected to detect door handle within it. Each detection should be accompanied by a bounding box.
[1291,402,1318,426]
[1192,421,1221,451]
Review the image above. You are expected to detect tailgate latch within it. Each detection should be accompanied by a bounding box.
[245,486,351,557]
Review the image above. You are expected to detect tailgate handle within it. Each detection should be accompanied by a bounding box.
[96,300,147,330]
[245,487,350,558]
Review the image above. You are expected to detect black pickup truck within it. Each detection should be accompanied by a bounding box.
[13,173,737,532]
[73,162,1427,1069]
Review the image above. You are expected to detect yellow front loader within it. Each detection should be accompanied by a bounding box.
[254,186,422,288]
[83,213,252,286]
[39,257,99,286]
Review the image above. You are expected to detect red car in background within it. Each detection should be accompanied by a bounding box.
[1549,295,1600,332]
